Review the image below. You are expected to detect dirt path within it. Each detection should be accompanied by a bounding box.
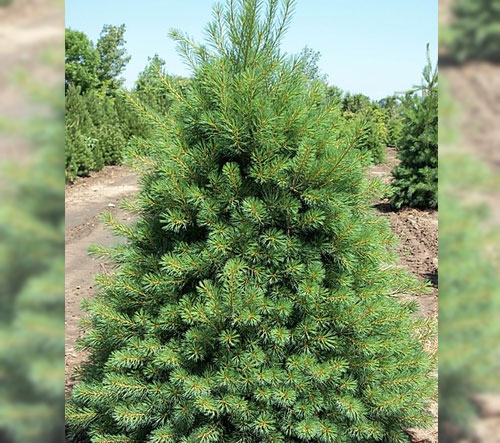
[65,166,139,392]
[369,148,438,316]
[369,148,438,443]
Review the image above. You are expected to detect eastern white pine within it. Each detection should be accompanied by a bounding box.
[67,1,435,442]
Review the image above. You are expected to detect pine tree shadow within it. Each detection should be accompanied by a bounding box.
[373,202,396,213]
[424,271,438,288]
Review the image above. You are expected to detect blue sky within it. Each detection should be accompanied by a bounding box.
[66,0,437,100]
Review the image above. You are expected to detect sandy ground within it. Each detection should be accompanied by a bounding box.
[65,166,139,393]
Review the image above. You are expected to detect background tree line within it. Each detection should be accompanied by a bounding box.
[65,26,436,211]
[65,25,180,181]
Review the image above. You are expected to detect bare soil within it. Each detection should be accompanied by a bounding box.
[369,148,438,443]
[65,166,139,393]
[369,148,438,319]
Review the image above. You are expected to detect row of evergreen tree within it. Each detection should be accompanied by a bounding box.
[65,26,179,182]
[65,26,411,184]
[65,23,437,210]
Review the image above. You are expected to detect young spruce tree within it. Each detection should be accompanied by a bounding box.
[391,49,438,210]
[67,1,434,441]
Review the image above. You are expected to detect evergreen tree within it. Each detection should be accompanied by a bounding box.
[391,50,437,209]
[67,1,434,442]
[134,55,174,115]
[378,96,403,148]
[65,25,138,180]
[342,93,371,114]
[66,84,130,181]
[347,111,386,165]
[65,84,99,181]
[84,89,125,166]
[96,24,131,94]
[100,97,127,165]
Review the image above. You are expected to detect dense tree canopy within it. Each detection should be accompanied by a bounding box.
[65,29,100,93]
[96,24,131,94]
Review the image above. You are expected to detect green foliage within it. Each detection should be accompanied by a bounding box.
[347,110,387,164]
[65,85,128,182]
[96,24,131,94]
[85,89,126,166]
[66,24,131,96]
[65,84,99,180]
[342,93,371,114]
[0,75,64,441]
[65,25,177,180]
[341,94,389,164]
[65,29,100,93]
[379,96,404,148]
[65,24,138,181]
[391,50,438,209]
[451,0,500,63]
[67,1,435,441]
[134,55,172,115]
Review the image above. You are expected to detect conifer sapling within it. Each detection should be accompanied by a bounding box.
[67,1,435,441]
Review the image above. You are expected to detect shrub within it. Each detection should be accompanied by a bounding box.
[65,85,129,181]
[65,84,99,181]
[391,51,438,209]
[348,111,387,164]
[67,1,435,442]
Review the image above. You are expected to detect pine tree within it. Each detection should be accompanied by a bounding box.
[66,85,129,181]
[378,96,403,149]
[67,1,435,441]
[85,90,125,167]
[348,112,386,165]
[65,84,98,181]
[391,50,437,209]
